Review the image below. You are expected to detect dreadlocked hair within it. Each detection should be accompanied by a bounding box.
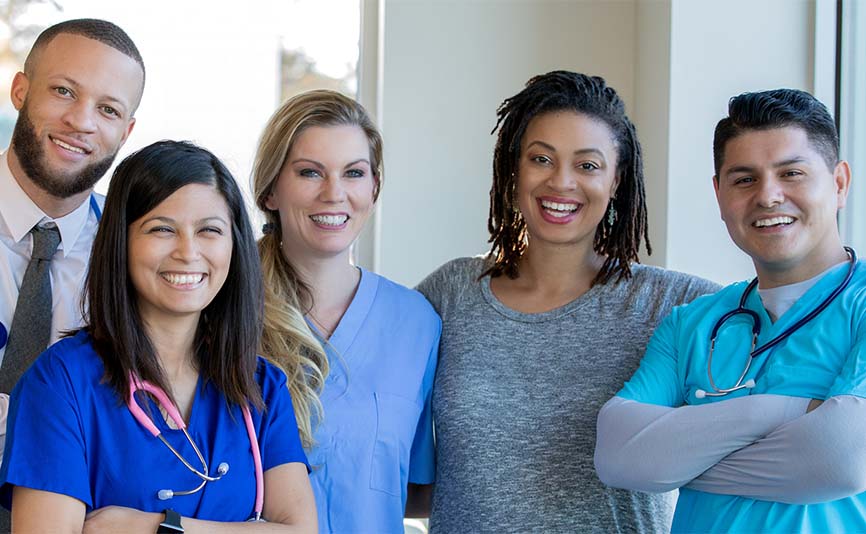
[483,70,651,286]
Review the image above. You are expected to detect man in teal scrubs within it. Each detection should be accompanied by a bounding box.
[595,89,866,532]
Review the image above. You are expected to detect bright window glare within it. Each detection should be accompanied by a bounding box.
[278,0,360,82]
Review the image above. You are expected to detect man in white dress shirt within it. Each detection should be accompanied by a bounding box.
[0,19,145,459]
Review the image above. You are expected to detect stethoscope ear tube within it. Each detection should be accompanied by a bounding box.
[709,303,761,341]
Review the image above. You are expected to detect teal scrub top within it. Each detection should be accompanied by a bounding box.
[620,261,866,533]
[307,268,440,533]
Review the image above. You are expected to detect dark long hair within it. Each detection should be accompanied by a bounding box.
[484,70,651,286]
[85,140,264,409]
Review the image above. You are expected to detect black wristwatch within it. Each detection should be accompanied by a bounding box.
[157,509,184,533]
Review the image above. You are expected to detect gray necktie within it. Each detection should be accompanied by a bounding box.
[0,224,62,393]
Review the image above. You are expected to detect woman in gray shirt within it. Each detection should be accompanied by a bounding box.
[416,71,719,533]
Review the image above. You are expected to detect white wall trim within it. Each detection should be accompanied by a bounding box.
[839,0,866,251]
[355,0,384,271]
[812,0,838,114]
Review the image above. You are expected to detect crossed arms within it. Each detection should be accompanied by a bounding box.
[595,384,866,504]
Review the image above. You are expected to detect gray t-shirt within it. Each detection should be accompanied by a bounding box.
[416,256,720,533]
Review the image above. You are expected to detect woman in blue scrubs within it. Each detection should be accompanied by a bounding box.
[252,90,440,533]
[0,141,316,532]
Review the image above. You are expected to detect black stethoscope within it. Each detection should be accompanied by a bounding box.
[0,195,101,350]
[695,246,857,399]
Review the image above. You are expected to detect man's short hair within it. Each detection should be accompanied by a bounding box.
[23,18,145,83]
[713,89,838,176]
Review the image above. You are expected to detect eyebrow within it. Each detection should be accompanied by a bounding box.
[54,76,131,112]
[723,157,810,178]
[526,140,607,161]
[345,158,371,168]
[291,158,371,169]
[140,215,229,226]
[291,158,324,169]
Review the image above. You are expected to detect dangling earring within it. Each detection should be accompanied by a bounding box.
[607,201,617,226]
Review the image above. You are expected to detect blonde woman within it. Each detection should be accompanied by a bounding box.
[253,90,440,533]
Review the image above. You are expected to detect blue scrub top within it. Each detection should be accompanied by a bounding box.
[0,331,309,521]
[308,268,440,533]
[620,261,866,533]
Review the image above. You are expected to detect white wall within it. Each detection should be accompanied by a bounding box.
[50,1,285,203]
[374,0,828,288]
[634,0,672,267]
[378,0,637,287]
[662,0,818,285]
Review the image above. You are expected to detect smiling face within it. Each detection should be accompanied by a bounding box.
[714,126,850,284]
[265,124,376,263]
[8,33,142,199]
[516,111,619,252]
[128,184,233,327]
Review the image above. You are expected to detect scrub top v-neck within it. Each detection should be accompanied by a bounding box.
[0,331,309,521]
[307,267,440,533]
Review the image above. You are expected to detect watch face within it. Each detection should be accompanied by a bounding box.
[157,509,183,533]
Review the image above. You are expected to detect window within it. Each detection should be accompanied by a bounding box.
[839,0,866,252]
[0,0,363,211]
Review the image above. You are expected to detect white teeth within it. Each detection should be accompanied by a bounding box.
[754,216,794,228]
[162,273,204,285]
[541,200,579,212]
[51,138,86,154]
[546,209,573,218]
[310,214,348,226]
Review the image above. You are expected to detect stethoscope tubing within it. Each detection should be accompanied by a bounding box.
[3,196,264,517]
[127,374,264,520]
[702,247,858,397]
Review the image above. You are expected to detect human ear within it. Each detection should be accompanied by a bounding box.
[10,72,29,111]
[119,117,136,147]
[263,190,278,211]
[833,161,852,209]
[712,175,724,221]
[609,172,621,197]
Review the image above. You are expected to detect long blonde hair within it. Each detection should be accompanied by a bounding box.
[252,90,384,448]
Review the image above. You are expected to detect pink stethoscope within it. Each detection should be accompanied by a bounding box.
[126,375,264,522]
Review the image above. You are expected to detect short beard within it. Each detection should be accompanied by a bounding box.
[11,103,118,199]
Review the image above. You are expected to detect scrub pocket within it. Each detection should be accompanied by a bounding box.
[369,392,422,496]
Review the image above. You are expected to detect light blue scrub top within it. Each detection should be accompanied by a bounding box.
[620,261,866,533]
[308,268,440,534]
[0,331,309,521]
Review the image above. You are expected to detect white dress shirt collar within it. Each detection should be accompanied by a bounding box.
[0,150,93,257]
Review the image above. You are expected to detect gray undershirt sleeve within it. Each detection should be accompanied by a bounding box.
[594,394,808,493]
[686,394,866,504]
